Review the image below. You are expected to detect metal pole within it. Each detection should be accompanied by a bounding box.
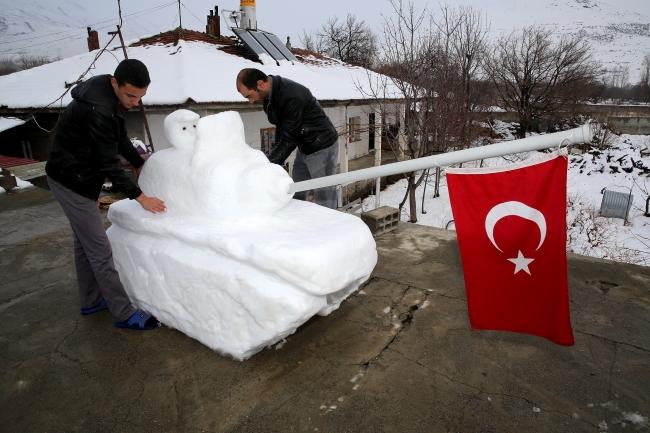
[178,0,182,28]
[110,25,155,153]
[289,124,592,194]
[374,110,382,208]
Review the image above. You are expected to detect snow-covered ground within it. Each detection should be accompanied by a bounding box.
[361,126,650,267]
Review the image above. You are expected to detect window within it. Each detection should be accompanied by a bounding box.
[348,116,361,142]
[260,127,276,155]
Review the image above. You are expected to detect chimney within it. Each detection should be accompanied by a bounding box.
[87,27,100,52]
[206,6,220,37]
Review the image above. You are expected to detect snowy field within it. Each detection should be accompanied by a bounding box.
[361,126,650,267]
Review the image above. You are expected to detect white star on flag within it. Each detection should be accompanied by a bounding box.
[507,251,534,275]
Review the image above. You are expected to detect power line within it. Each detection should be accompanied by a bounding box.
[0,2,177,54]
[4,2,177,45]
[181,2,205,27]
[19,0,128,131]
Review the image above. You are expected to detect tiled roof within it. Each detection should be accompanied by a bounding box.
[129,28,327,66]
[130,28,262,64]
[0,155,39,168]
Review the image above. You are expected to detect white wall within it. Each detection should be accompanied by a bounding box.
[141,104,378,165]
[145,113,171,151]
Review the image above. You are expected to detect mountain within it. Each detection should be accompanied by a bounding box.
[0,0,198,61]
[0,0,648,82]
[466,0,650,81]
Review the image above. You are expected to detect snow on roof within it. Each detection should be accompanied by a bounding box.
[0,117,27,133]
[0,29,398,110]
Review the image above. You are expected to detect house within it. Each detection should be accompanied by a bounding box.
[0,11,403,181]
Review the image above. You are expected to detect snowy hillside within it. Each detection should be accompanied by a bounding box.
[1,0,648,81]
[0,0,187,60]
[361,127,650,267]
[463,0,650,81]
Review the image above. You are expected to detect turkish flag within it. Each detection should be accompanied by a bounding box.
[447,149,574,346]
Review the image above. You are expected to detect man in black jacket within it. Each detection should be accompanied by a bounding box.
[236,68,339,209]
[46,59,164,330]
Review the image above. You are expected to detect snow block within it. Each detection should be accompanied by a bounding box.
[107,110,377,360]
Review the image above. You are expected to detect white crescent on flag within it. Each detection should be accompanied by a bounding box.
[485,201,547,252]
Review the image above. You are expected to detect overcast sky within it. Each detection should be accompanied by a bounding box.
[77,0,650,44]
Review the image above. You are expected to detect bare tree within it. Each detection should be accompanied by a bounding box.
[359,0,489,222]
[485,26,601,138]
[16,54,58,70]
[299,30,323,54]
[640,52,650,104]
[300,14,378,68]
[0,55,58,76]
[0,58,19,76]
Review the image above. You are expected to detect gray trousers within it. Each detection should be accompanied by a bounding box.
[48,177,136,322]
[292,142,339,209]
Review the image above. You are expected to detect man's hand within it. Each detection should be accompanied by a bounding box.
[135,193,166,214]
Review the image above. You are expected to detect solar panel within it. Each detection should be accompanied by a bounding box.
[232,28,267,59]
[262,33,298,62]
[232,28,296,65]
[248,31,285,61]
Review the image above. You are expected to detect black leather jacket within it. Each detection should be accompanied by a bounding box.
[264,76,338,165]
[46,75,144,200]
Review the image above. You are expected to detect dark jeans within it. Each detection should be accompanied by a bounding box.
[48,176,136,322]
[292,142,339,209]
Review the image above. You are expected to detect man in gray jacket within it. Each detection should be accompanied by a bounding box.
[236,68,339,209]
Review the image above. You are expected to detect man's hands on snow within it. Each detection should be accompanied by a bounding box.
[136,193,166,213]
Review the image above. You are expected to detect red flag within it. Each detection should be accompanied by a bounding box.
[447,149,574,346]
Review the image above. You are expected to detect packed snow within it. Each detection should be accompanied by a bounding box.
[361,125,650,267]
[107,110,377,360]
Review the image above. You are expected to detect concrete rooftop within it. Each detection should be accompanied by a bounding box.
[1,187,649,433]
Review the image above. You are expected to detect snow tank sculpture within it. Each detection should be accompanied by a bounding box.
[106,110,377,360]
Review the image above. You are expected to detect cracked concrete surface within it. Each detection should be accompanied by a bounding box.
[1,187,649,432]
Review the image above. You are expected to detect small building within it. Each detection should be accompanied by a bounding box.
[0,18,402,178]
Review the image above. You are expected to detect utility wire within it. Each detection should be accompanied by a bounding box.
[0,2,177,54]
[4,2,176,45]
[25,1,128,132]
[181,2,205,26]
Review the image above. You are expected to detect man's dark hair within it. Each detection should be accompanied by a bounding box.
[113,59,151,88]
[237,68,268,90]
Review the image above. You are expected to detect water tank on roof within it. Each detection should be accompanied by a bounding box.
[240,0,257,30]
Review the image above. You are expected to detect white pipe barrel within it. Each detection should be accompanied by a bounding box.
[289,124,592,194]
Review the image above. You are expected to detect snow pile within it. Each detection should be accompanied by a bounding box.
[362,131,650,267]
[0,168,34,194]
[107,110,377,360]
